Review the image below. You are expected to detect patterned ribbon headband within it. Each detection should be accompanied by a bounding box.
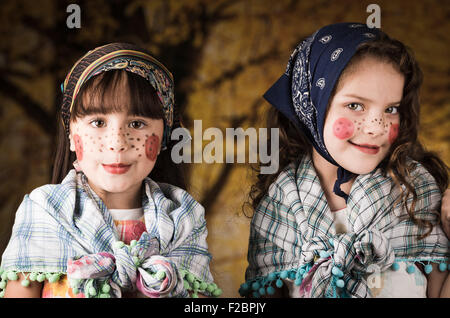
[61,43,175,150]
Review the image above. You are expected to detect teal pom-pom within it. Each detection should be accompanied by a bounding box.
[275,278,283,288]
[294,278,302,286]
[332,266,344,278]
[288,271,296,280]
[267,286,275,295]
[240,282,249,291]
[336,279,345,288]
[252,291,260,298]
[251,281,260,291]
[279,270,289,279]
[406,265,416,274]
[258,287,266,296]
[391,262,400,271]
[439,263,447,272]
[268,272,277,281]
[424,264,433,274]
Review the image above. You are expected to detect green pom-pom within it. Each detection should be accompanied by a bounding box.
[192,292,199,298]
[1,272,7,281]
[88,286,97,296]
[0,281,6,289]
[48,274,60,283]
[186,273,195,283]
[193,281,200,290]
[184,280,190,290]
[0,269,3,276]
[199,282,207,291]
[102,284,111,294]
[133,256,140,266]
[37,274,46,282]
[99,293,111,298]
[130,240,137,247]
[29,273,38,281]
[155,270,166,280]
[72,287,79,295]
[206,283,215,293]
[21,279,30,287]
[213,288,222,297]
[7,272,18,281]
[0,290,4,298]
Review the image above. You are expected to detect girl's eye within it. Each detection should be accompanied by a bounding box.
[347,103,364,111]
[90,119,105,128]
[386,106,399,114]
[129,121,146,129]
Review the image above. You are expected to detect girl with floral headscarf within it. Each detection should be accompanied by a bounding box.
[0,43,221,298]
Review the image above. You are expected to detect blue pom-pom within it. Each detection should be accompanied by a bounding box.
[439,263,447,272]
[406,265,416,274]
[288,271,296,280]
[267,286,275,295]
[391,262,400,271]
[424,264,433,274]
[294,278,302,286]
[275,279,283,288]
[279,270,289,279]
[252,282,260,291]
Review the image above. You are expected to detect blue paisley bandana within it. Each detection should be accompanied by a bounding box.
[264,23,380,200]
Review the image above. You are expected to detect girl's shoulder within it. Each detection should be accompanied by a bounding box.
[26,170,78,211]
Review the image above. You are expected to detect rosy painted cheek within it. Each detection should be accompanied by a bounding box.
[388,123,399,144]
[333,118,354,140]
[73,134,84,161]
[145,134,160,161]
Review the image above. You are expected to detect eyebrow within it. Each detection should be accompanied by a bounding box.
[342,94,401,105]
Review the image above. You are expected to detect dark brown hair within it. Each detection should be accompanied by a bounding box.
[51,69,187,189]
[245,32,449,238]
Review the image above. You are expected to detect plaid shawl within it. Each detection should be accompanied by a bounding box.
[242,155,449,298]
[1,170,220,298]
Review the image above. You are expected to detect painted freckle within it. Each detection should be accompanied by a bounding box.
[73,134,84,161]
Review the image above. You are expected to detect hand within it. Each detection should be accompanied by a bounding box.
[441,189,450,239]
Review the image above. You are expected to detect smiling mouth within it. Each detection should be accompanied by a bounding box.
[102,163,131,174]
[348,141,380,154]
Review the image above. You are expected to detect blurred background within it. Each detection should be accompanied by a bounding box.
[0,0,448,297]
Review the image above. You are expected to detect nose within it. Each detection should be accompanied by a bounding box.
[107,129,129,152]
[363,115,386,137]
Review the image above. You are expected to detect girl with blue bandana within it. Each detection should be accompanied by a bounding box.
[0,43,221,298]
[241,23,449,298]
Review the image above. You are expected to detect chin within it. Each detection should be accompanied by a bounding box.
[342,162,379,175]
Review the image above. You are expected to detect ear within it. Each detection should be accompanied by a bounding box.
[69,132,76,152]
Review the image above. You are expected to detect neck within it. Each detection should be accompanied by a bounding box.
[311,149,354,211]
[87,180,142,209]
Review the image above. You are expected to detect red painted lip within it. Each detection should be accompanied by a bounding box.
[102,163,131,174]
[349,141,380,155]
